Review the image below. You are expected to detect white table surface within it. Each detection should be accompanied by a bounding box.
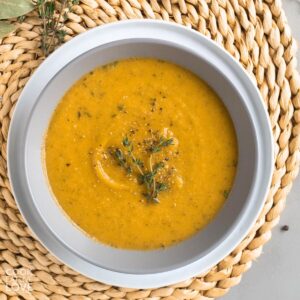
[223,1,300,299]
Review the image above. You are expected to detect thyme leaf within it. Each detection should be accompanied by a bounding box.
[149,136,174,153]
[111,148,132,174]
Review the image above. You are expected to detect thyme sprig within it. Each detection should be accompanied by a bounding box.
[149,136,174,153]
[112,148,132,174]
[110,135,173,203]
[35,0,79,56]
[139,161,167,203]
[122,136,144,174]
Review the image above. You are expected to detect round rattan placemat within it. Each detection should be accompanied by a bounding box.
[0,0,300,299]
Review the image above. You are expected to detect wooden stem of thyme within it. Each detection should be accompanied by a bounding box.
[47,1,65,54]
[130,151,144,176]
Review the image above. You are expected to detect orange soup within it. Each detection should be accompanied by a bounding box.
[45,58,238,249]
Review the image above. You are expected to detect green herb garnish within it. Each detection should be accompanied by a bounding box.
[110,135,173,203]
[35,0,79,56]
[111,147,132,174]
[117,104,125,112]
[149,136,174,153]
[223,190,230,198]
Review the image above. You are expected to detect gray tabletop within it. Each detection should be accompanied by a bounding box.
[224,1,300,299]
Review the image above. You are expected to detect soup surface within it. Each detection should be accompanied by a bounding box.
[45,58,238,250]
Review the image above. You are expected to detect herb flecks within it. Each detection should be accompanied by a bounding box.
[117,104,125,111]
[77,108,92,119]
[110,134,174,203]
[223,190,230,199]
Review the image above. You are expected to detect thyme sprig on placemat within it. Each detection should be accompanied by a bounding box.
[111,135,174,203]
[0,0,78,56]
[35,0,79,56]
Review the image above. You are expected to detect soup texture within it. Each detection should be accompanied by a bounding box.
[45,58,238,250]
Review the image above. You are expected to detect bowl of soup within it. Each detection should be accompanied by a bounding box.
[7,20,273,288]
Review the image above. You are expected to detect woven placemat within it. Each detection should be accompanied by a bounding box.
[0,0,300,299]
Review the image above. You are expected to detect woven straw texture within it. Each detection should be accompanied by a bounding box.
[0,0,300,299]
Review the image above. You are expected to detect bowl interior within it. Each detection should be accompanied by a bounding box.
[23,40,257,274]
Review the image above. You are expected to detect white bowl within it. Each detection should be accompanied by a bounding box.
[7,20,273,288]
